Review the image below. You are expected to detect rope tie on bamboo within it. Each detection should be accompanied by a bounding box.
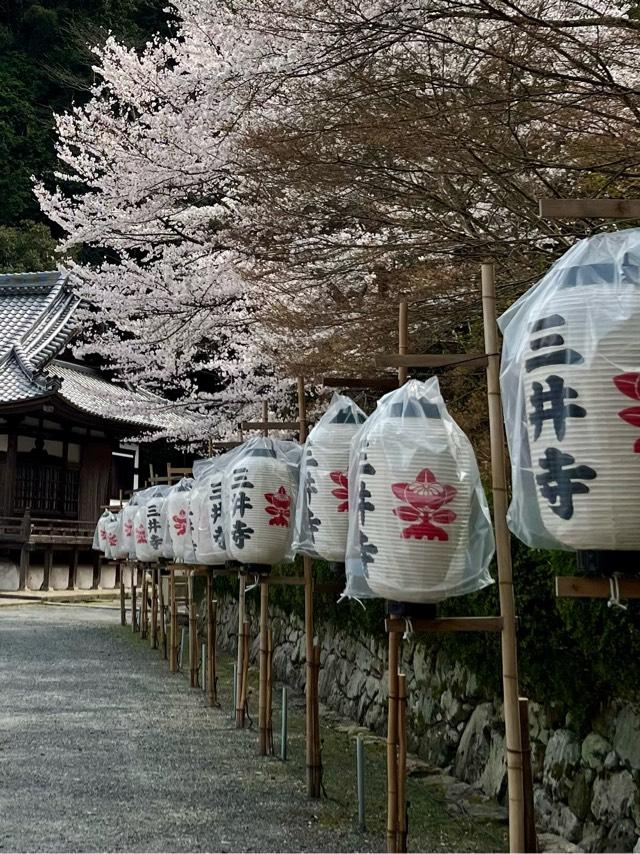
[244,574,260,596]
[337,593,366,610]
[608,574,628,611]
[402,618,414,641]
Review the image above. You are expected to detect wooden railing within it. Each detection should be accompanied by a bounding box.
[0,511,95,546]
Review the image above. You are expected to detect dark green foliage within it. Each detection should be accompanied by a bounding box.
[0,0,171,265]
[0,220,57,271]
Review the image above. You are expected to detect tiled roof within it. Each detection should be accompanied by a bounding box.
[0,271,202,435]
[48,361,202,433]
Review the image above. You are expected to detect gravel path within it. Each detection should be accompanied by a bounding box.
[0,605,377,853]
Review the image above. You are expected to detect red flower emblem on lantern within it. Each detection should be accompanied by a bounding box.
[173,508,187,536]
[330,471,349,512]
[265,486,291,527]
[99,528,107,541]
[135,524,147,544]
[124,519,133,537]
[613,373,640,453]
[391,468,457,541]
[108,532,118,547]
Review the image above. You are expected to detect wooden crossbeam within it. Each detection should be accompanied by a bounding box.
[375,353,488,370]
[209,441,242,449]
[260,575,306,587]
[539,198,640,219]
[242,420,300,431]
[385,616,504,634]
[555,576,640,599]
[322,375,398,391]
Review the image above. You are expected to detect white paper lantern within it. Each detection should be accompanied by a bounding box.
[104,515,119,559]
[92,510,111,553]
[134,490,168,561]
[122,501,139,559]
[523,286,640,550]
[347,379,494,604]
[500,230,640,551]
[225,441,300,567]
[198,472,229,565]
[300,399,366,562]
[111,510,129,559]
[166,479,197,563]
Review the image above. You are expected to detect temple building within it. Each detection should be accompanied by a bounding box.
[0,271,202,591]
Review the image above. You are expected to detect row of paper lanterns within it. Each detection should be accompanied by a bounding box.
[94,229,640,603]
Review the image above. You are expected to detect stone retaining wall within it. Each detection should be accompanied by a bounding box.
[215,595,640,853]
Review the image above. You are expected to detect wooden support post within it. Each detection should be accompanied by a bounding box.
[92,553,100,590]
[520,698,538,854]
[151,567,158,649]
[189,572,198,688]
[387,631,400,853]
[397,673,408,853]
[159,568,167,659]
[240,617,250,718]
[259,579,269,755]
[482,262,526,854]
[140,569,148,640]
[266,628,273,754]
[18,546,29,591]
[207,572,217,707]
[299,374,321,799]
[312,644,322,786]
[169,569,178,671]
[236,574,247,728]
[131,567,138,633]
[42,549,52,592]
[68,549,79,591]
[120,566,126,626]
[398,300,408,385]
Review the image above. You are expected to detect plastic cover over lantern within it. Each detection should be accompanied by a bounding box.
[345,379,495,603]
[161,477,197,563]
[134,485,171,561]
[111,509,130,559]
[92,509,112,553]
[190,448,245,565]
[499,229,640,551]
[121,495,139,559]
[223,437,302,567]
[294,393,366,561]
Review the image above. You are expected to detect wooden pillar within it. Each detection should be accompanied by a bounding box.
[92,553,100,590]
[18,546,30,591]
[236,574,246,728]
[207,572,217,707]
[482,262,526,854]
[42,549,52,593]
[67,549,79,591]
[151,566,158,649]
[259,579,269,755]
[120,566,126,626]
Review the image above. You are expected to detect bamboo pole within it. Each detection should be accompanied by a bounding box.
[240,618,250,716]
[298,375,321,798]
[207,572,217,706]
[267,628,274,754]
[159,568,167,659]
[520,698,538,853]
[169,569,177,673]
[236,574,246,728]
[120,565,126,626]
[141,570,148,639]
[397,674,408,853]
[312,643,322,787]
[151,567,158,649]
[481,262,526,853]
[398,300,408,385]
[386,631,400,853]
[189,572,198,688]
[131,567,138,634]
[259,580,269,755]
